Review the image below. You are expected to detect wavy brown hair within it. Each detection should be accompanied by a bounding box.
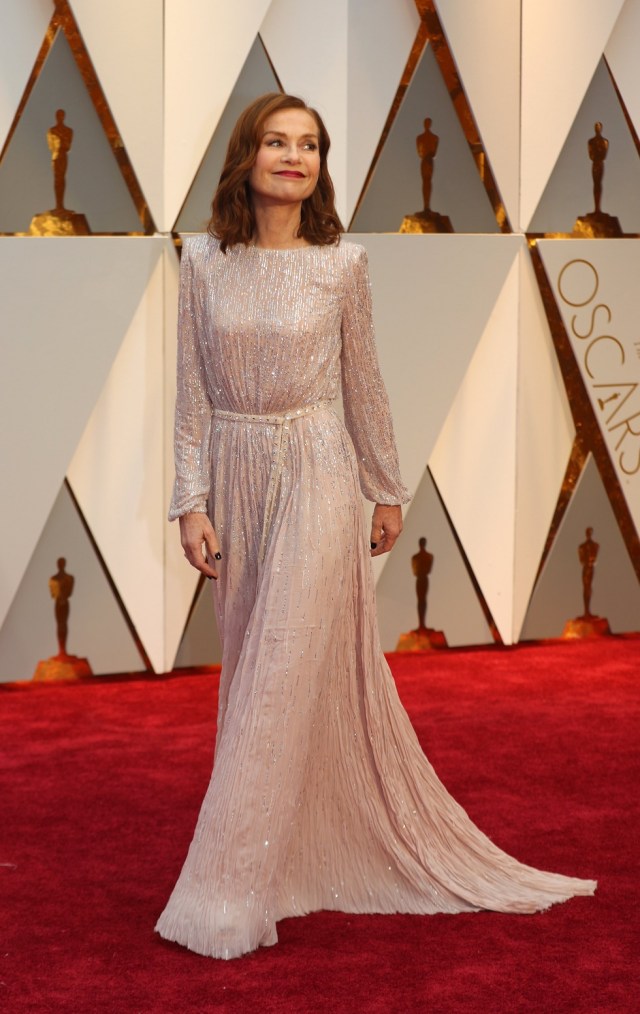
[208,93,343,251]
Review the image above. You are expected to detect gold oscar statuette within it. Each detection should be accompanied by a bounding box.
[561,528,612,639]
[33,557,93,681]
[400,118,453,234]
[396,537,448,651]
[572,122,623,238]
[28,110,91,236]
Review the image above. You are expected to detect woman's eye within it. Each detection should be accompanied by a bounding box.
[303,142,318,151]
[267,139,282,147]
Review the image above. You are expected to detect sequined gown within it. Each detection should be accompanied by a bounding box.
[155,235,596,960]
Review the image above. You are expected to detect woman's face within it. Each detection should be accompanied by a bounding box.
[249,108,321,207]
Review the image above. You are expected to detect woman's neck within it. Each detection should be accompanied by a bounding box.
[251,200,309,249]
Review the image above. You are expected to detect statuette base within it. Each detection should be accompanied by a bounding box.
[33,653,93,682]
[28,209,91,237]
[561,615,612,640]
[396,627,448,651]
[399,210,453,234]
[572,211,622,239]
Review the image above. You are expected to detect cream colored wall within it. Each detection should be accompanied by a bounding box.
[1,0,639,678]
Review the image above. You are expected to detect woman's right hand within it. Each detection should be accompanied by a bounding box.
[179,512,222,579]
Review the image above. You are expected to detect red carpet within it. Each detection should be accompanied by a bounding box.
[1,641,638,1013]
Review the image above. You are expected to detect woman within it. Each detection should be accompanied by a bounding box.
[156,93,596,960]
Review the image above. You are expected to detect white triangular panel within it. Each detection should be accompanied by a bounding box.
[512,247,575,640]
[351,41,498,234]
[436,0,521,227]
[528,57,640,235]
[68,0,164,229]
[430,247,522,642]
[538,239,640,543]
[67,237,166,672]
[0,237,161,629]
[175,36,281,234]
[521,454,640,638]
[0,483,144,681]
[355,233,521,583]
[346,0,419,223]
[173,578,223,668]
[261,0,348,224]
[521,0,626,230]
[605,0,640,142]
[376,468,494,651]
[164,241,202,670]
[0,0,52,151]
[0,28,142,233]
[164,0,273,232]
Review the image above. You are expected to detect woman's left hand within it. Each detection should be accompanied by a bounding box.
[370,504,403,557]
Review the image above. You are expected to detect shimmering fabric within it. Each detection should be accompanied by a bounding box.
[156,235,596,960]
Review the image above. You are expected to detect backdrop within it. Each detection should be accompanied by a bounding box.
[2,0,640,678]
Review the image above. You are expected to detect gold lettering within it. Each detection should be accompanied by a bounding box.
[609,410,640,452]
[584,335,625,379]
[594,382,639,425]
[620,447,640,475]
[557,259,599,307]
[571,302,611,339]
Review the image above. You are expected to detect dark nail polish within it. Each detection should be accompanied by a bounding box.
[370,542,377,549]
[214,552,222,560]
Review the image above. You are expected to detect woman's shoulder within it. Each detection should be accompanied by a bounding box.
[338,239,366,255]
[181,232,220,261]
[334,240,368,273]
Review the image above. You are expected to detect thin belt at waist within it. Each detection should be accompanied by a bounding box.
[213,401,330,425]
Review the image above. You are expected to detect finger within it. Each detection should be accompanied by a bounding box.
[370,520,382,555]
[184,542,218,579]
[204,526,221,563]
[371,524,401,557]
[370,534,389,557]
[203,530,223,580]
[179,514,221,579]
[183,531,219,579]
[379,530,399,555]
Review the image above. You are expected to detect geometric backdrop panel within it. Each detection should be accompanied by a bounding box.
[528,58,640,235]
[164,0,273,231]
[67,239,167,673]
[0,237,162,629]
[173,579,223,670]
[261,0,349,223]
[175,36,281,235]
[513,246,575,640]
[0,482,144,681]
[520,454,640,639]
[376,466,495,652]
[436,0,522,227]
[351,41,498,234]
[538,238,640,545]
[345,0,419,222]
[70,0,164,229]
[430,250,521,642]
[0,27,142,234]
[0,0,52,153]
[357,232,522,526]
[606,0,640,144]
[520,0,626,231]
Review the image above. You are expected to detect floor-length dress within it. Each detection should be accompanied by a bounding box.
[155,235,596,960]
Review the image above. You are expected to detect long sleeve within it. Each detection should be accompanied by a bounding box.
[168,240,214,521]
[340,246,411,505]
